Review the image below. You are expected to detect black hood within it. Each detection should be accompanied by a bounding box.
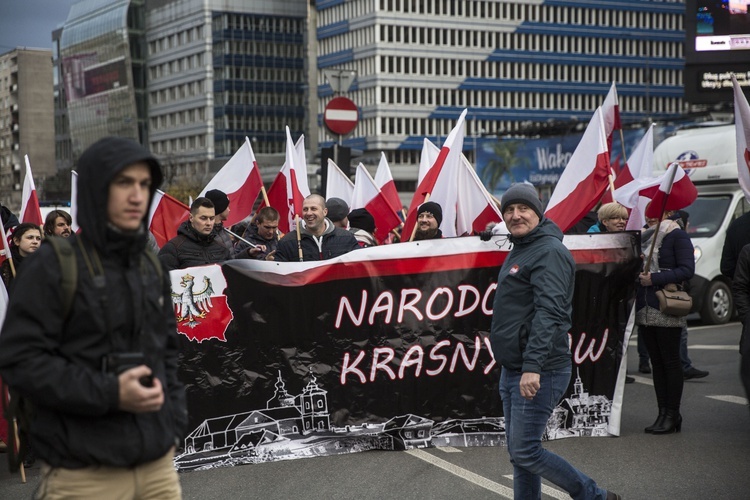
[76,137,162,251]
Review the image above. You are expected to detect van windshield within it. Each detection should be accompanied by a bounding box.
[682,195,732,239]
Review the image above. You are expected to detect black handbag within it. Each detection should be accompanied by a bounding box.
[655,283,692,317]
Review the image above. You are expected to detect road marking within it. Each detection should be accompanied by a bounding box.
[437,446,463,453]
[688,345,739,350]
[689,322,740,331]
[405,449,513,497]
[502,475,568,499]
[707,395,749,405]
[628,341,737,350]
[630,375,653,386]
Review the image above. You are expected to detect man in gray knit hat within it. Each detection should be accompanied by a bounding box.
[490,182,621,500]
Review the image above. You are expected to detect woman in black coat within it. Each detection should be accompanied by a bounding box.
[635,211,695,434]
[1,223,42,291]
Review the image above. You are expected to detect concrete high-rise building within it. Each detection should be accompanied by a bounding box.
[145,0,309,183]
[0,48,55,211]
[53,27,73,173]
[314,1,687,194]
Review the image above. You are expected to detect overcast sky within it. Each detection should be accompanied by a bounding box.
[0,0,78,53]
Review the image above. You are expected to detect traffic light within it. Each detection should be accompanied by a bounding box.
[319,145,351,198]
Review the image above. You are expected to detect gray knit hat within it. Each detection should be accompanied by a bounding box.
[325,197,349,222]
[500,183,543,219]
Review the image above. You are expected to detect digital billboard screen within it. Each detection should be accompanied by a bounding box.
[685,1,750,103]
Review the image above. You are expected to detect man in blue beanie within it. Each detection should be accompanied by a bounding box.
[491,182,620,500]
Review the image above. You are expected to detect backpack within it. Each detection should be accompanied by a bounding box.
[2,236,163,472]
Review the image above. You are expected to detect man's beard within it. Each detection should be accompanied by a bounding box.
[413,227,437,240]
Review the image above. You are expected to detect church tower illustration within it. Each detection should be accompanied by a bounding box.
[267,371,296,408]
[298,372,329,434]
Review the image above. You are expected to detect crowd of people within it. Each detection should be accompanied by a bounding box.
[0,137,747,499]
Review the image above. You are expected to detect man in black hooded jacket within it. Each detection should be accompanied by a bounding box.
[0,137,186,498]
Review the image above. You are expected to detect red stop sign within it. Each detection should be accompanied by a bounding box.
[324,97,359,136]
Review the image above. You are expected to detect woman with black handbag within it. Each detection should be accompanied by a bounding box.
[636,210,695,434]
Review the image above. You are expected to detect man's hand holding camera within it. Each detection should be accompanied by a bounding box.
[118,365,164,413]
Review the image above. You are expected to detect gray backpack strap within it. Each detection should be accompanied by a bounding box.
[44,237,78,320]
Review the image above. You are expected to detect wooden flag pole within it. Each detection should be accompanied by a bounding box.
[295,215,304,262]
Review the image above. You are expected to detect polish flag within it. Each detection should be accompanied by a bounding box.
[325,158,354,206]
[545,107,611,232]
[199,137,263,227]
[402,109,468,239]
[263,128,307,233]
[148,190,189,248]
[20,156,43,226]
[374,152,403,216]
[612,125,656,229]
[456,154,503,235]
[732,75,750,201]
[417,137,441,186]
[643,162,698,218]
[602,82,622,146]
[351,163,402,243]
[595,83,625,204]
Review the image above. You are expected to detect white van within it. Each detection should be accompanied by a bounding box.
[652,124,748,324]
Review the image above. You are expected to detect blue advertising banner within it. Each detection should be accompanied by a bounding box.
[475,126,680,196]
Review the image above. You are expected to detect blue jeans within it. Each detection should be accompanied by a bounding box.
[499,367,608,500]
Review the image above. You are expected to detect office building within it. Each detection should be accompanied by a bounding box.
[315,1,687,193]
[0,48,55,210]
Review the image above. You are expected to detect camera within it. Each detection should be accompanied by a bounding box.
[102,352,154,387]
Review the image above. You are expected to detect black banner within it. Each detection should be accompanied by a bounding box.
[171,233,640,470]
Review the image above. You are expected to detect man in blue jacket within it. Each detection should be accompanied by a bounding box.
[490,183,619,500]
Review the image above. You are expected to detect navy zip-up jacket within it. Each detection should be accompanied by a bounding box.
[490,217,574,373]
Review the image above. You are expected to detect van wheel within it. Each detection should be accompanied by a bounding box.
[700,280,733,325]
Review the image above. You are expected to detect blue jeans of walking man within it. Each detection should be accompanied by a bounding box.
[500,367,608,500]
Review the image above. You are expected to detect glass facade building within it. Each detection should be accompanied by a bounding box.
[60,0,147,159]
[146,0,308,181]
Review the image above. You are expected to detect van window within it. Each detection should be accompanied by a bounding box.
[733,197,750,222]
[683,195,732,238]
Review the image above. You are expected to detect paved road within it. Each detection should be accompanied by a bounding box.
[3,321,748,499]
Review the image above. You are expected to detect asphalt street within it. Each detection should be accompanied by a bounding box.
[2,320,748,499]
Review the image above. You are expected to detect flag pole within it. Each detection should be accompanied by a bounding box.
[408,193,430,242]
[295,215,303,262]
[223,227,257,249]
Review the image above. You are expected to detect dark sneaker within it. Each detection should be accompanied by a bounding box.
[625,376,635,384]
[683,367,709,380]
[639,362,651,374]
[606,491,622,500]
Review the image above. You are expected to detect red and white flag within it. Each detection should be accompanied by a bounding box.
[643,162,698,218]
[199,137,263,227]
[456,154,503,235]
[602,82,622,146]
[417,137,441,186]
[351,163,402,243]
[402,109,468,239]
[545,107,611,232]
[325,158,354,206]
[373,152,403,216]
[612,125,655,229]
[733,75,750,201]
[263,128,307,233]
[20,156,43,226]
[148,190,189,248]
